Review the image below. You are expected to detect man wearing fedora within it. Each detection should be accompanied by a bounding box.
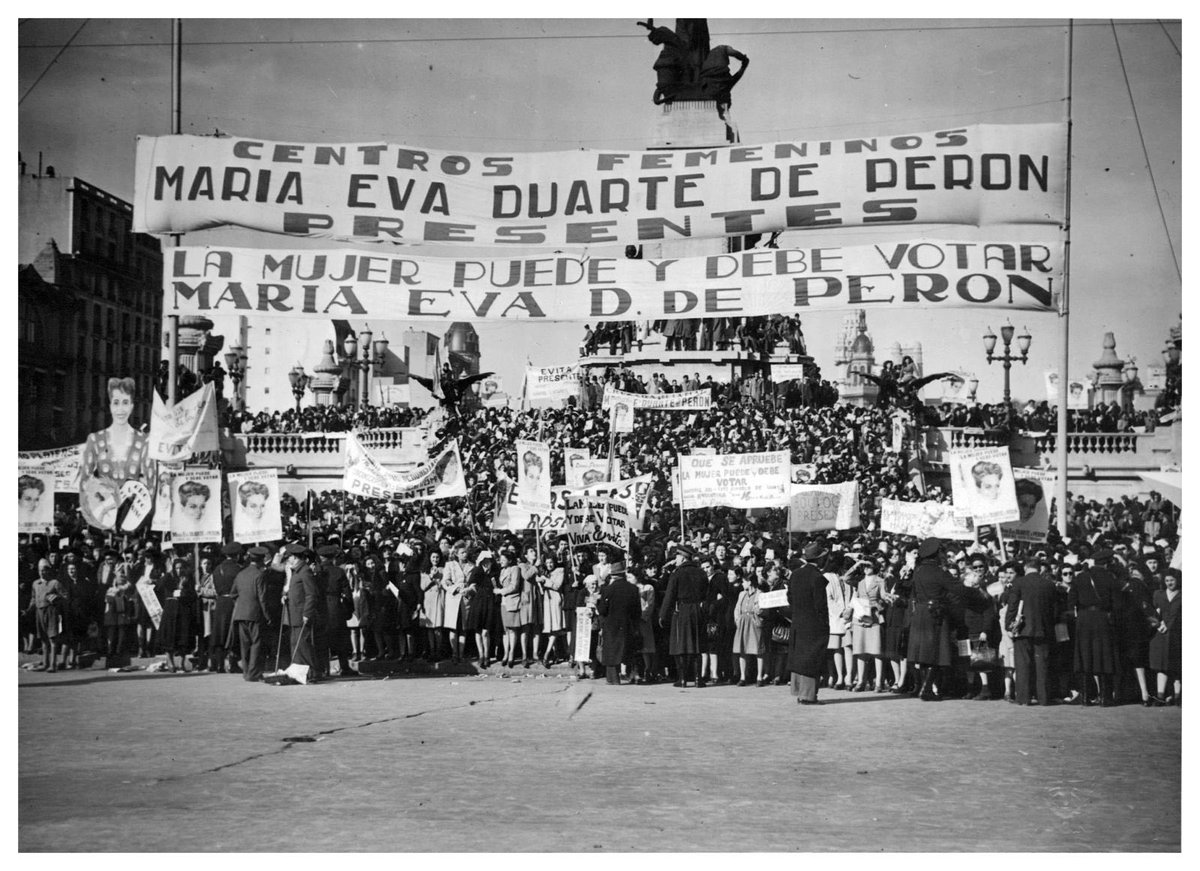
[283,543,325,679]
[318,544,354,677]
[788,540,831,705]
[230,546,272,682]
[658,544,707,687]
[596,556,642,685]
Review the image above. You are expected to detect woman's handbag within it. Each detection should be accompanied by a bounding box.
[968,638,999,670]
[770,624,790,644]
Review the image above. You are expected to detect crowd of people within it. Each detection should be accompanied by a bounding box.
[21,371,1182,707]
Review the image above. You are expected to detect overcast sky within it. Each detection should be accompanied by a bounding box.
[16,14,1182,405]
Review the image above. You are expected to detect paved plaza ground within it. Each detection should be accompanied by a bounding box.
[18,664,1181,852]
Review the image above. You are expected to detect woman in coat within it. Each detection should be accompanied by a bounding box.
[596,560,641,684]
[787,544,831,705]
[1148,568,1181,704]
[881,553,912,694]
[849,558,886,692]
[347,560,370,662]
[363,553,396,660]
[496,550,524,668]
[732,572,764,686]
[907,539,954,701]
[420,549,446,662]
[158,558,197,672]
[461,552,495,667]
[536,553,566,667]
[825,557,855,690]
[960,565,1000,700]
[440,544,469,663]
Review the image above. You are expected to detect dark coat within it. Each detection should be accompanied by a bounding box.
[285,564,324,628]
[907,560,954,666]
[658,560,707,655]
[323,563,353,627]
[1148,589,1181,678]
[1069,566,1117,674]
[597,574,642,666]
[210,557,241,644]
[786,560,829,678]
[230,565,269,623]
[1007,572,1058,641]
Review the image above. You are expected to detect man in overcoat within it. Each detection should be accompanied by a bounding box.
[318,545,353,676]
[596,558,642,685]
[787,541,831,705]
[209,542,242,673]
[1007,556,1059,705]
[283,542,325,678]
[230,546,271,681]
[658,545,708,687]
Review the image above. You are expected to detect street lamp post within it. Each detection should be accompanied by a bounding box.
[223,342,246,411]
[341,327,389,409]
[983,323,1032,432]
[287,364,311,413]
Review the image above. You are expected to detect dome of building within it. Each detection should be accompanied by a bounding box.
[851,327,873,356]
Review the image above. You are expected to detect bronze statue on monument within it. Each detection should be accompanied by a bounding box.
[637,18,748,111]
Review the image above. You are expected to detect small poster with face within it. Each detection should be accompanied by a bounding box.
[611,400,634,434]
[169,468,223,544]
[567,458,621,489]
[152,463,179,532]
[1000,467,1057,543]
[564,446,591,481]
[948,446,1020,525]
[516,440,551,512]
[228,468,283,543]
[17,466,56,534]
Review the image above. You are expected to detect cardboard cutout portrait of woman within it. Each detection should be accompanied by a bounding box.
[17,469,55,534]
[79,377,156,530]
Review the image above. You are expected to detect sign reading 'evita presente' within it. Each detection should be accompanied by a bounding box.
[165,239,1062,321]
[134,124,1065,246]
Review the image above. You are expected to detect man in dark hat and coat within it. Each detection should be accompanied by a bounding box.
[596,557,642,685]
[283,543,325,678]
[230,546,271,681]
[787,540,831,705]
[907,538,954,701]
[1068,548,1119,705]
[318,544,353,677]
[1007,555,1059,705]
[208,543,242,673]
[658,544,708,687]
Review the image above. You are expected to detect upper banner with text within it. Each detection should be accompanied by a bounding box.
[134,124,1066,246]
[165,239,1061,323]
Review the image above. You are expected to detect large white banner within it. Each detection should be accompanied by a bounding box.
[788,481,861,533]
[516,440,551,512]
[678,451,791,509]
[135,124,1066,245]
[1000,467,1057,544]
[169,468,224,544]
[164,237,1062,322]
[879,498,976,540]
[343,433,467,501]
[601,385,713,411]
[17,466,56,535]
[228,468,284,543]
[525,364,583,401]
[17,445,83,491]
[148,383,220,462]
[948,445,1020,525]
[493,473,654,532]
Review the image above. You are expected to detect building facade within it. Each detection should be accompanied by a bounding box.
[18,171,164,448]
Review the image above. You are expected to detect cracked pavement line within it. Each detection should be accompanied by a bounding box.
[150,684,575,785]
